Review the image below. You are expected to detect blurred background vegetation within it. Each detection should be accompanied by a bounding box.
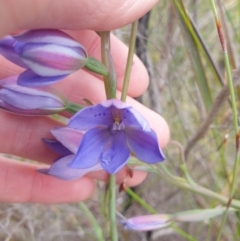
[1,0,240,240]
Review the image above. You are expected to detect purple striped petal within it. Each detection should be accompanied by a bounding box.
[121,214,170,231]
[101,131,130,174]
[42,139,72,156]
[0,36,28,68]
[14,29,83,47]
[68,104,113,130]
[0,100,65,115]
[69,127,111,169]
[38,155,102,180]
[17,70,68,87]
[0,76,66,115]
[0,85,65,110]
[15,42,87,76]
[51,127,83,154]
[126,128,165,164]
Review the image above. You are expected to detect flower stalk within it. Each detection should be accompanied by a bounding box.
[125,188,157,214]
[121,21,138,102]
[100,32,117,99]
[79,202,105,241]
[109,175,118,241]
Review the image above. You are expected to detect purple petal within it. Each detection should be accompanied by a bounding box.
[0,100,35,115]
[126,128,165,164]
[0,75,66,115]
[15,42,87,76]
[0,84,65,110]
[38,154,102,180]
[50,127,83,154]
[101,99,131,109]
[101,131,130,174]
[0,99,63,116]
[14,29,84,48]
[43,139,72,156]
[17,70,68,87]
[0,36,28,68]
[101,99,150,130]
[121,214,170,231]
[68,104,113,130]
[69,127,111,169]
[122,108,151,131]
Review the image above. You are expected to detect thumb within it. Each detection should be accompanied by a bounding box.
[0,0,158,37]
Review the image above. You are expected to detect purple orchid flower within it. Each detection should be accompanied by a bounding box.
[68,99,165,174]
[0,29,87,87]
[0,75,67,115]
[38,127,103,180]
[121,214,171,231]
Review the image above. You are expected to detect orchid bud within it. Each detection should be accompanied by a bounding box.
[0,75,67,115]
[121,214,171,231]
[0,29,88,87]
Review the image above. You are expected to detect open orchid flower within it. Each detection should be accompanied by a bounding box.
[0,75,67,115]
[0,29,87,87]
[38,127,103,180]
[68,99,165,174]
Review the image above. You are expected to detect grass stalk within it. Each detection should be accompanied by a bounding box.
[121,21,138,102]
[208,1,239,239]
[79,202,105,241]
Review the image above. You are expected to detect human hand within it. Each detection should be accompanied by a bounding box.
[0,0,169,203]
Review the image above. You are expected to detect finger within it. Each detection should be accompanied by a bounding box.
[0,156,147,203]
[0,0,158,37]
[0,156,95,203]
[0,30,149,97]
[0,113,62,163]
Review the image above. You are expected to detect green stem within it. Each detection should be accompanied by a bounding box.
[121,21,138,102]
[208,1,239,240]
[156,163,240,209]
[79,202,105,241]
[100,32,116,99]
[223,52,238,134]
[109,175,118,241]
[125,188,157,214]
[171,225,198,241]
[66,102,83,114]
